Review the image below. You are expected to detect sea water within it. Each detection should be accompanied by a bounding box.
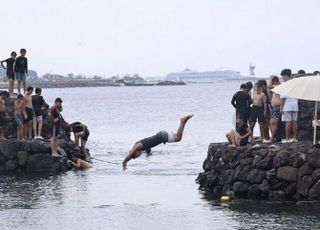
[1,83,320,230]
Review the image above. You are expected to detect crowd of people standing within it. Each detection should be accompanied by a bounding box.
[227,68,306,147]
[0,49,91,169]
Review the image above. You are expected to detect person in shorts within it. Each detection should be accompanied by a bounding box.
[23,86,34,139]
[258,79,271,142]
[1,51,17,97]
[250,83,267,141]
[32,88,47,139]
[14,48,28,94]
[14,94,25,139]
[122,114,193,171]
[269,76,282,142]
[66,122,90,161]
[49,98,63,157]
[231,84,251,128]
[280,69,298,143]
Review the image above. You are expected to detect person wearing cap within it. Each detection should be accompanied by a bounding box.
[122,114,193,171]
[49,97,63,157]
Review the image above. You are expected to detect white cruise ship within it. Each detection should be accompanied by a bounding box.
[165,67,254,83]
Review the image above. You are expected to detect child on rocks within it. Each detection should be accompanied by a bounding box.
[14,94,25,140]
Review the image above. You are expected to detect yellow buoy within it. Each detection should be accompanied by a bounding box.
[220,196,230,202]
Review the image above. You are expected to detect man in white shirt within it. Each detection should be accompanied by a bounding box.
[280,69,298,142]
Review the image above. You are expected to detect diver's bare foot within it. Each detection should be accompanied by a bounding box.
[122,162,127,171]
[180,114,194,123]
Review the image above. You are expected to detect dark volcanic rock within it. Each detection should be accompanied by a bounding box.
[0,96,89,174]
[277,166,298,182]
[309,179,320,200]
[5,160,18,171]
[233,181,249,194]
[17,151,29,166]
[26,154,68,173]
[0,140,18,159]
[297,176,313,198]
[197,141,320,201]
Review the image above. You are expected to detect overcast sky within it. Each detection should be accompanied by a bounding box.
[0,0,319,77]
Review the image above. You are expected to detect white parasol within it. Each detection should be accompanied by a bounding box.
[272,75,320,144]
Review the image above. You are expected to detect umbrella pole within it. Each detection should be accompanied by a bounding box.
[314,102,318,145]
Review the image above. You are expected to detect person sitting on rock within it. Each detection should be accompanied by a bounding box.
[49,98,63,157]
[14,94,25,140]
[68,154,92,170]
[226,123,252,147]
[122,114,193,171]
[66,122,90,161]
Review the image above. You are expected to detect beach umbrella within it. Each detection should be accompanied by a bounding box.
[272,75,320,144]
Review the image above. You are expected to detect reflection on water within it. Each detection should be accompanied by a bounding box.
[0,84,320,230]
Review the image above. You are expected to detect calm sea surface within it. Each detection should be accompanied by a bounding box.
[1,82,320,230]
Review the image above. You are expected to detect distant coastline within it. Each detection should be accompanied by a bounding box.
[0,69,260,89]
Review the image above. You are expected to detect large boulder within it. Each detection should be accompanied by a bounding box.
[26,153,68,173]
[309,179,320,200]
[277,166,298,182]
[0,140,19,159]
[17,151,29,166]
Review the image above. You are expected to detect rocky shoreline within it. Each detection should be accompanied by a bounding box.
[0,138,79,174]
[197,141,320,201]
[197,99,320,201]
[0,96,86,174]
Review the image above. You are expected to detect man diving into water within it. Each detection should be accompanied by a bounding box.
[122,114,193,171]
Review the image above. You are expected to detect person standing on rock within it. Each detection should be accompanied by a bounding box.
[32,88,47,139]
[23,86,34,139]
[269,76,282,142]
[122,114,193,171]
[49,98,63,157]
[280,69,299,143]
[231,84,251,128]
[1,51,17,97]
[14,94,25,140]
[250,83,267,142]
[14,48,28,94]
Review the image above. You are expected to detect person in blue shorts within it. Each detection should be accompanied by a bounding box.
[14,48,28,94]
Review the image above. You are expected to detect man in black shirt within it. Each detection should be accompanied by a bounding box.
[14,48,28,94]
[32,88,47,139]
[231,84,252,128]
[1,51,17,97]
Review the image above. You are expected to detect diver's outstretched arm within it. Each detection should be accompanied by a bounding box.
[122,142,143,171]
